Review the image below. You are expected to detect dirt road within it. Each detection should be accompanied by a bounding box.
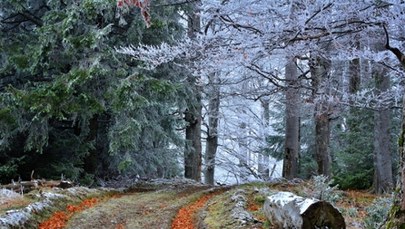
[65,186,211,229]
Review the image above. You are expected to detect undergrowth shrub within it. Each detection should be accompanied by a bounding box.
[364,196,392,229]
[311,175,341,203]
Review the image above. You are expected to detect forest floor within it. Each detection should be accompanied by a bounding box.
[0,178,389,229]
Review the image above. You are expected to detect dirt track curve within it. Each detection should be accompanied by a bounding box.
[64,185,217,229]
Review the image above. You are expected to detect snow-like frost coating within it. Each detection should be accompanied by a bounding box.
[0,187,102,228]
[264,191,318,228]
[0,189,21,205]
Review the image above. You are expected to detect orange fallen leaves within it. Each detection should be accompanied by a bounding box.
[247,202,260,211]
[171,192,219,229]
[115,223,125,229]
[39,211,67,229]
[39,198,99,229]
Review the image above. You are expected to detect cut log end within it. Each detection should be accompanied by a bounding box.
[301,200,345,229]
[263,191,345,229]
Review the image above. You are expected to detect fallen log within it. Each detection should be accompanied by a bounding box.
[1,181,39,193]
[1,180,74,193]
[263,191,345,229]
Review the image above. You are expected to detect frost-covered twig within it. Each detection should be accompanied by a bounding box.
[115,40,197,70]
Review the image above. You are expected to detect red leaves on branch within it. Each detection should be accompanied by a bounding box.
[117,0,151,28]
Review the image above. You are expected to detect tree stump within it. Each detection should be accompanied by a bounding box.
[263,191,345,229]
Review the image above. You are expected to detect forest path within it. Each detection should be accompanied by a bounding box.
[61,181,380,229]
[0,180,380,228]
[64,185,212,229]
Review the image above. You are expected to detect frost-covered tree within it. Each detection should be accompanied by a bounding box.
[118,0,405,187]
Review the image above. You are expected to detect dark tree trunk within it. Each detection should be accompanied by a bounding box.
[373,105,393,194]
[349,58,360,94]
[184,107,202,181]
[310,55,332,177]
[283,58,300,179]
[184,0,202,182]
[400,98,405,209]
[346,56,362,176]
[204,74,220,185]
[83,113,112,179]
[373,67,393,194]
[187,1,200,40]
[83,116,99,175]
[315,113,331,176]
[385,93,405,227]
[383,25,405,227]
[204,133,218,185]
[347,56,361,146]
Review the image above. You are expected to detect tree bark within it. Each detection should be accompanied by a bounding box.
[383,25,405,227]
[400,95,405,210]
[204,73,220,185]
[283,58,300,179]
[184,0,202,182]
[349,58,360,95]
[371,33,393,194]
[385,93,405,227]
[373,66,393,194]
[315,113,331,176]
[184,106,202,181]
[310,55,332,177]
[347,54,361,161]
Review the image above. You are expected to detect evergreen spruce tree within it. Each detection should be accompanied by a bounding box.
[0,0,186,183]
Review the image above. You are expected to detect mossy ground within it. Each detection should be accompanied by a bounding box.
[202,191,237,228]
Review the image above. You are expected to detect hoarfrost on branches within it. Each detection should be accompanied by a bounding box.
[115,40,196,70]
[116,0,405,182]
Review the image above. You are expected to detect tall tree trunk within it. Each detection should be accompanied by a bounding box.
[184,105,202,181]
[383,25,405,227]
[372,34,393,194]
[385,93,405,227]
[349,58,360,95]
[258,98,270,179]
[184,1,202,181]
[373,77,393,194]
[310,56,332,177]
[283,58,300,179]
[204,73,220,185]
[315,113,331,176]
[347,55,361,150]
[400,95,405,208]
[84,113,111,178]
